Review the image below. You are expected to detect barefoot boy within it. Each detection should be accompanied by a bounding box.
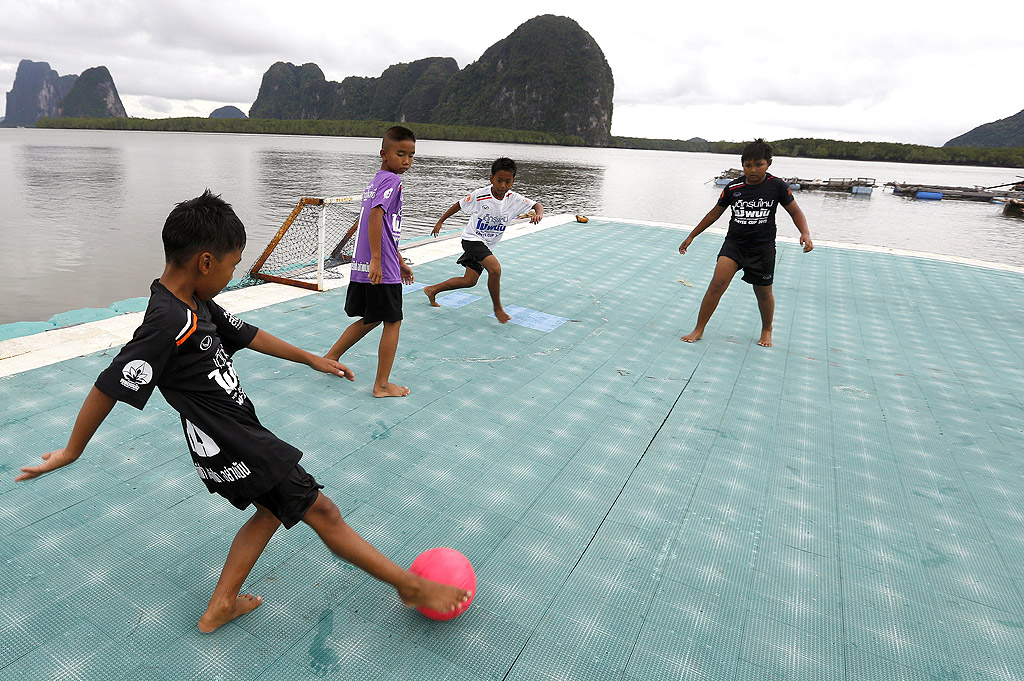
[325,126,416,396]
[423,157,543,323]
[16,190,470,632]
[678,138,812,347]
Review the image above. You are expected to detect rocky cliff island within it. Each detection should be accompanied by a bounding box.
[3,59,126,126]
[248,15,613,145]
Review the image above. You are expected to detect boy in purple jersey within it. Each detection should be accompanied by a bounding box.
[423,157,543,323]
[324,126,416,397]
[16,190,470,632]
[678,138,813,347]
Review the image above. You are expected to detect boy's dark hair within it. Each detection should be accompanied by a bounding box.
[162,189,247,266]
[491,157,517,177]
[383,125,416,147]
[741,138,773,163]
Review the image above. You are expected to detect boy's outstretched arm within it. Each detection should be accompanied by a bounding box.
[248,329,354,380]
[679,205,727,253]
[529,202,544,224]
[16,386,115,481]
[784,201,813,252]
[431,202,461,237]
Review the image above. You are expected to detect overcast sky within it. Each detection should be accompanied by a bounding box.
[1,0,1018,146]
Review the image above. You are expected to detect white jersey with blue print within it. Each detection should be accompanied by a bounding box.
[458,187,535,248]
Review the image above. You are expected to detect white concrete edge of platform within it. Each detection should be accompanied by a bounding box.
[0,214,578,378]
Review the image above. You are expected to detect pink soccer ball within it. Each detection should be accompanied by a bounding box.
[409,547,476,621]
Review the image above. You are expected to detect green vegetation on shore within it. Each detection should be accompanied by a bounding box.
[36,116,586,146]
[35,117,1024,168]
[612,136,1024,168]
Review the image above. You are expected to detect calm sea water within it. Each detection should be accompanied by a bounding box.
[1,127,1022,324]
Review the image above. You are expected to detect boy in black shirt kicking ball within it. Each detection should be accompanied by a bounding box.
[16,190,470,632]
[678,138,813,347]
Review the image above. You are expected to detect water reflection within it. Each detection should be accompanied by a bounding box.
[14,144,127,277]
[255,149,375,226]
[4,141,132,322]
[17,144,125,204]
[2,128,1021,325]
[255,148,605,236]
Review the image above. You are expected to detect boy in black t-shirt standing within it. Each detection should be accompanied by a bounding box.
[16,190,471,632]
[678,139,813,347]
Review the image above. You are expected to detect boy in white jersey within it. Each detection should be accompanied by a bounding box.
[424,158,543,323]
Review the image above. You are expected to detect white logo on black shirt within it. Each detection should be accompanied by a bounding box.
[223,311,244,330]
[200,335,213,350]
[119,360,153,391]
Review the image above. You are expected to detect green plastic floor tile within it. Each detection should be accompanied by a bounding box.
[3,220,1024,678]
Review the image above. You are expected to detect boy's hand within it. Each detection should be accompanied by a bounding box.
[16,448,80,482]
[679,237,693,254]
[400,260,414,285]
[801,235,814,252]
[310,356,355,380]
[369,258,382,284]
[530,208,543,224]
[431,222,443,237]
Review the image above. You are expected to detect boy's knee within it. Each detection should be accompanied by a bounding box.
[304,493,342,525]
[708,278,730,295]
[484,262,501,277]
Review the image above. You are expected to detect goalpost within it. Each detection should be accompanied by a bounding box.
[240,194,546,292]
[243,196,361,291]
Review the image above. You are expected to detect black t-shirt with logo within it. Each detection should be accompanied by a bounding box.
[95,280,301,508]
[717,174,795,248]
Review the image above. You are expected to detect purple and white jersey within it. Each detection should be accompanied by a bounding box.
[351,169,403,284]
[459,187,535,249]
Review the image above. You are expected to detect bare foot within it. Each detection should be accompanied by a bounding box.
[681,329,703,343]
[198,594,262,633]
[758,330,773,347]
[398,573,472,614]
[494,307,511,324]
[424,286,440,307]
[374,382,410,398]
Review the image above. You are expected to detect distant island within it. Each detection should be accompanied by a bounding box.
[7,11,1023,168]
[945,108,1024,148]
[210,105,247,119]
[248,15,613,145]
[2,60,125,126]
[34,116,1024,169]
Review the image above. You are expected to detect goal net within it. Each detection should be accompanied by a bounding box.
[242,196,361,291]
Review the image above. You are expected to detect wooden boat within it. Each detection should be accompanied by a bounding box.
[713,168,743,186]
[785,177,876,194]
[1003,198,1024,218]
[885,181,1024,202]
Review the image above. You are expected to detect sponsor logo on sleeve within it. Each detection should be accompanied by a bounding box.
[120,359,153,391]
[383,187,394,200]
[223,311,244,330]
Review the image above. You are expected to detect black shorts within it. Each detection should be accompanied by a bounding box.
[249,464,324,529]
[345,281,403,323]
[719,239,776,286]
[456,240,495,274]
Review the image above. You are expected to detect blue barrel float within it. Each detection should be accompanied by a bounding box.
[915,190,943,200]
